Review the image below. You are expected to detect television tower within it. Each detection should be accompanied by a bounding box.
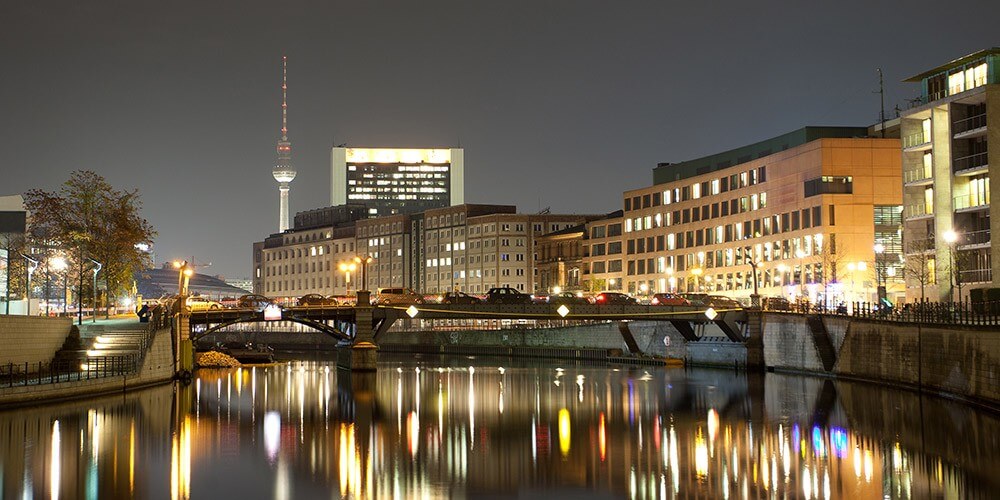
[272,55,296,233]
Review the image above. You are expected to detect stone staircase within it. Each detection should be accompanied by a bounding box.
[52,322,153,374]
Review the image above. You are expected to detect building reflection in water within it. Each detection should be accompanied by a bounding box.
[0,355,999,498]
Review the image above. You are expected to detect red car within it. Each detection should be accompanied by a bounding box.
[593,292,637,305]
[650,293,689,306]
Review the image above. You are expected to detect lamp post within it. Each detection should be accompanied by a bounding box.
[794,249,807,300]
[942,230,959,303]
[608,277,617,291]
[338,261,357,294]
[691,267,703,292]
[88,259,102,323]
[21,254,39,315]
[874,243,886,304]
[354,255,373,292]
[51,256,67,316]
[747,259,760,308]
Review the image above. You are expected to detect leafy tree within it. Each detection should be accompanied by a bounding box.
[0,232,28,312]
[23,171,156,314]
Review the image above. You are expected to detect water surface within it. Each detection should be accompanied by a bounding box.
[1,354,998,499]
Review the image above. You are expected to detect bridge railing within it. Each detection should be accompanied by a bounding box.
[848,300,1000,326]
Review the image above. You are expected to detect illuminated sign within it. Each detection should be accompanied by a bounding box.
[346,148,451,164]
[263,304,282,321]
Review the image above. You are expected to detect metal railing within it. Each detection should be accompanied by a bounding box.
[953,193,989,211]
[904,204,933,219]
[0,305,167,389]
[850,300,1000,326]
[957,229,990,247]
[1,355,140,387]
[953,152,988,173]
[953,113,987,135]
[902,132,929,149]
[903,165,933,184]
[959,268,993,284]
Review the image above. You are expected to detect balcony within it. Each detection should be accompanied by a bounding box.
[902,132,931,151]
[953,151,989,176]
[903,164,933,186]
[904,237,935,254]
[953,113,987,139]
[954,194,989,212]
[956,229,991,249]
[904,204,933,220]
[959,268,993,284]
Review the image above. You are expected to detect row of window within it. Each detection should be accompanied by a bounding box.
[623,233,829,277]
[625,192,769,232]
[625,166,767,211]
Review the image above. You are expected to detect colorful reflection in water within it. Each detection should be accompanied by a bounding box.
[0,355,998,498]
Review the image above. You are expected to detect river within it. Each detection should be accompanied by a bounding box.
[1,353,998,499]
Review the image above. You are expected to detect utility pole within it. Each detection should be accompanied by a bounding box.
[877,68,886,139]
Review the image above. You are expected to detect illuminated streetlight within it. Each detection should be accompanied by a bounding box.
[354,255,374,292]
[338,261,357,293]
[691,267,703,292]
[942,230,960,302]
[874,243,886,303]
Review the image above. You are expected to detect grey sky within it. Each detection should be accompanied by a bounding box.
[2,1,997,278]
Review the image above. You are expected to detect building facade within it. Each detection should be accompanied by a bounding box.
[535,225,587,294]
[900,48,1000,301]
[581,211,624,293]
[331,147,464,217]
[255,203,601,298]
[622,127,902,305]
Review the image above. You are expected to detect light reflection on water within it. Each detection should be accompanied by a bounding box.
[1,354,998,499]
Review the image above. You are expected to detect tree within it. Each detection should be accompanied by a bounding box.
[23,171,156,315]
[0,232,28,313]
[903,240,934,302]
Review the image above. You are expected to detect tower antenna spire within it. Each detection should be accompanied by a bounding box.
[272,55,296,233]
[281,55,288,141]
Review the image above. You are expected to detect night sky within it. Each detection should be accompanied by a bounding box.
[2,1,997,278]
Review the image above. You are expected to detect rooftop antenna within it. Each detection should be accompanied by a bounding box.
[876,68,886,138]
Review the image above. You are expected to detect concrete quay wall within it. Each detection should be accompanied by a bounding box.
[0,327,174,407]
[758,313,1000,410]
[0,315,73,368]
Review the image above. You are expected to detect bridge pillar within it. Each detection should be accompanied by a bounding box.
[744,309,765,372]
[173,302,195,376]
[339,290,378,371]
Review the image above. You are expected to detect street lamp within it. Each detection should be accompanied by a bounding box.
[608,277,617,291]
[88,259,102,323]
[51,256,67,315]
[21,254,39,315]
[873,243,886,304]
[354,255,373,292]
[942,230,960,302]
[691,267,703,292]
[338,261,357,294]
[795,249,807,299]
[747,259,760,308]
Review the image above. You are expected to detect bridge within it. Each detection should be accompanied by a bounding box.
[186,300,749,364]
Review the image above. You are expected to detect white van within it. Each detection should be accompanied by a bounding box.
[375,288,424,306]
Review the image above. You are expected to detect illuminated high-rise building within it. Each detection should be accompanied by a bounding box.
[331,147,464,217]
[272,56,296,233]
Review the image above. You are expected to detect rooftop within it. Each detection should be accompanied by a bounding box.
[652,126,870,185]
[903,47,1000,82]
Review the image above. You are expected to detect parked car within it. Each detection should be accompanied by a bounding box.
[186,296,223,311]
[297,293,337,306]
[376,287,425,306]
[440,291,482,305]
[484,287,533,305]
[705,295,742,309]
[762,296,791,311]
[547,291,590,305]
[593,292,637,305]
[237,294,273,311]
[650,293,690,306]
[679,293,709,306]
[328,294,356,306]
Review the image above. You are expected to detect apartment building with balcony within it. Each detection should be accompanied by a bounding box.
[900,48,1000,301]
[622,127,902,305]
